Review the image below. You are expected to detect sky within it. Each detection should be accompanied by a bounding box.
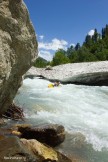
[24,0,108,61]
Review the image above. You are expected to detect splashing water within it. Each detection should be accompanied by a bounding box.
[15,77,108,161]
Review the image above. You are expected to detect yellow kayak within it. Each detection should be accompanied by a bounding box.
[48,83,54,88]
[48,83,61,88]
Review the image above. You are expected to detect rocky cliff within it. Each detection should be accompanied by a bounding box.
[0,0,38,114]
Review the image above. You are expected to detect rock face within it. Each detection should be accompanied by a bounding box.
[0,136,37,162]
[0,0,38,114]
[0,136,71,162]
[17,124,65,147]
[26,61,108,86]
[21,138,72,162]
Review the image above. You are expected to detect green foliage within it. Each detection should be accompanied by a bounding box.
[66,24,108,65]
[69,46,97,63]
[35,24,108,68]
[83,34,93,49]
[75,43,80,51]
[51,49,70,66]
[95,49,108,61]
[102,28,105,39]
[33,57,49,68]
[92,29,99,43]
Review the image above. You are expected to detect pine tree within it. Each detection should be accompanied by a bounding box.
[66,45,75,58]
[83,34,93,48]
[92,29,99,43]
[105,24,108,37]
[75,43,80,51]
[102,28,105,39]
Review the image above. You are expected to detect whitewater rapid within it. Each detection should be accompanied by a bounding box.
[15,77,108,152]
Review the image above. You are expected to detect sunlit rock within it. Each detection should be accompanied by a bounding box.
[0,0,38,114]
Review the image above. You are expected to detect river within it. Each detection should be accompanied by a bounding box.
[15,77,108,162]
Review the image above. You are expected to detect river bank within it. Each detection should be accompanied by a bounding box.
[25,61,108,86]
[0,122,73,162]
[14,77,108,162]
[0,114,88,162]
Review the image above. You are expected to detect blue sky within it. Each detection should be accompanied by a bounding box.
[24,0,108,60]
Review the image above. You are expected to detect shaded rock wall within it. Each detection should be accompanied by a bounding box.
[0,0,38,114]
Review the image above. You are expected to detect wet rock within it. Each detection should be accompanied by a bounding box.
[0,0,38,115]
[0,127,21,137]
[17,124,65,147]
[0,136,38,162]
[14,124,32,130]
[0,135,5,141]
[11,124,32,137]
[0,136,71,162]
[0,118,7,126]
[11,130,22,137]
[21,138,72,162]
[21,138,58,161]
[2,103,25,121]
[0,128,12,136]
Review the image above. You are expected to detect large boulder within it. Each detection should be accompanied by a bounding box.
[0,136,71,162]
[0,136,38,162]
[21,138,72,162]
[26,61,108,86]
[15,124,65,147]
[0,0,38,114]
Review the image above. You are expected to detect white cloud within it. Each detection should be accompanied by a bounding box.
[39,35,44,40]
[38,37,70,61]
[38,38,68,51]
[39,50,53,61]
[88,29,95,36]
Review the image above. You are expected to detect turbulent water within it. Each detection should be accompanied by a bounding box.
[15,77,108,162]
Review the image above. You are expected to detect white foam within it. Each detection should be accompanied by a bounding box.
[16,78,108,151]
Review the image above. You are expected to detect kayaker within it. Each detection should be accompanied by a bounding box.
[48,81,60,88]
[53,81,60,87]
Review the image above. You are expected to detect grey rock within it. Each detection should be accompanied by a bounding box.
[27,61,108,86]
[0,0,38,114]
[45,65,53,70]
